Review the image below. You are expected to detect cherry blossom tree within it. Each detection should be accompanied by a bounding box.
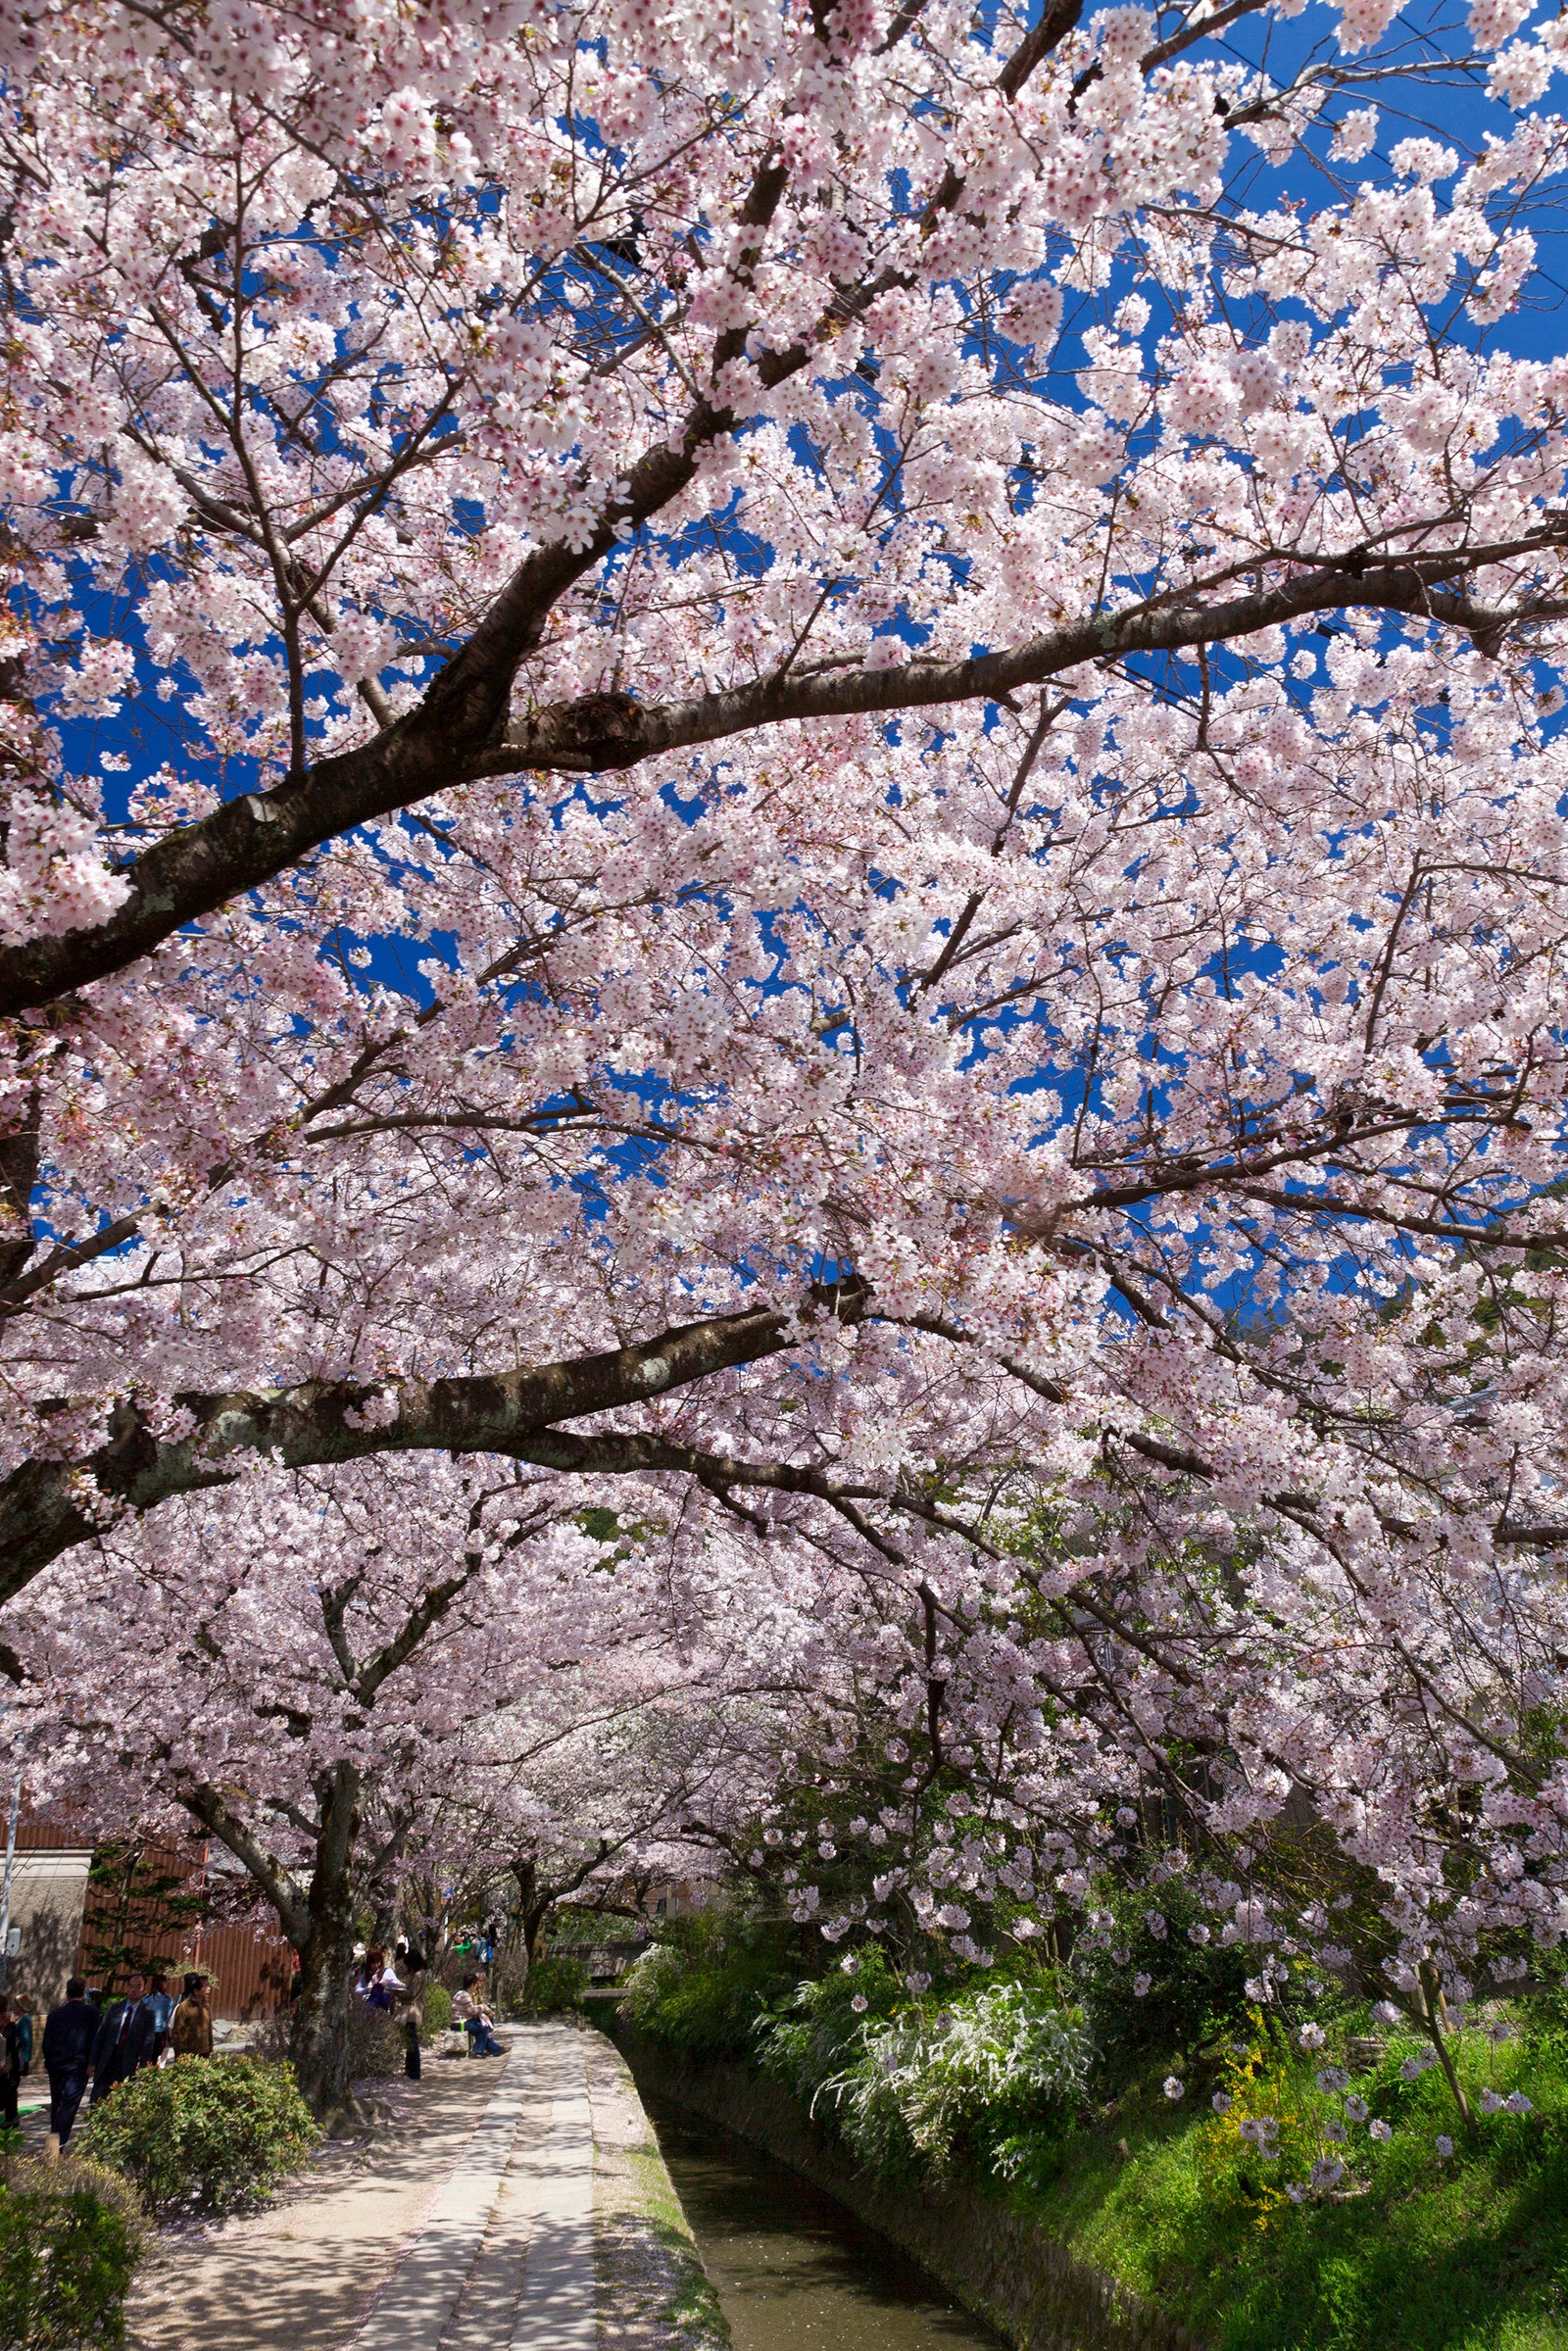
[5,1452,794,2111]
[1,0,1567,2039]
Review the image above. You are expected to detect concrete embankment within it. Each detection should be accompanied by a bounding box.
[611,2019,1208,2351]
[586,2021,733,2350]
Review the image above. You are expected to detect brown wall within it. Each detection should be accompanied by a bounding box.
[7,1829,292,2021]
[164,1919,294,2022]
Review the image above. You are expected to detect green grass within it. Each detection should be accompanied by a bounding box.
[622,2141,734,2348]
[1012,2022,1568,2351]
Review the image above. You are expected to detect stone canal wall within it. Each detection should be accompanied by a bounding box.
[584,2022,734,2349]
[611,2020,1208,2351]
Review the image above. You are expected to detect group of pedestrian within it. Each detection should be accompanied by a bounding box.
[351,1944,503,2073]
[353,1939,430,2080]
[10,1945,503,2150]
[34,1969,214,2147]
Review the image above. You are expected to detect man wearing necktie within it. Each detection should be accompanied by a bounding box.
[89,1973,156,2106]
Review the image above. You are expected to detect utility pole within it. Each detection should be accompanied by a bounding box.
[0,1770,21,1993]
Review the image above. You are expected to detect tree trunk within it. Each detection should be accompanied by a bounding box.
[288,1763,363,2124]
[524,1902,552,1966]
[1417,1960,1474,2131]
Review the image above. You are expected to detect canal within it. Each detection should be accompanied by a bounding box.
[645,2093,1008,2351]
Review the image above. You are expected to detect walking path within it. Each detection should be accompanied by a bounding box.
[352,2022,597,2351]
[128,2022,602,2351]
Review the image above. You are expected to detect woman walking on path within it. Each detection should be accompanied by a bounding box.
[392,1942,427,2081]
[170,1973,214,2058]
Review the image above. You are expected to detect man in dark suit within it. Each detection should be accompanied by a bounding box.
[41,1976,98,2146]
[89,1972,156,2107]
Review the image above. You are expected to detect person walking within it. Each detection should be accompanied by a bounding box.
[392,1942,427,2081]
[144,1972,174,2061]
[170,1973,214,2057]
[89,1974,156,2106]
[41,1978,98,2147]
[0,1997,22,2131]
[14,1998,32,2085]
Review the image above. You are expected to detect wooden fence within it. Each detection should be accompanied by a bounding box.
[13,1826,293,2020]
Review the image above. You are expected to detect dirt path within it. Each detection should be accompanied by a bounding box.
[119,2022,726,2351]
[127,2054,504,2351]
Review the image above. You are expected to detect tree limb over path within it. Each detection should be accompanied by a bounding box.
[0,1288,852,1596]
[0,534,1558,1021]
[7,1271,1563,1602]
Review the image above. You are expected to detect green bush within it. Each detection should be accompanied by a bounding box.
[1071,1868,1258,2085]
[619,1915,798,2055]
[514,1955,590,2014]
[754,1945,905,2105]
[0,2154,145,2349]
[421,1982,453,2038]
[347,1996,404,2080]
[759,1963,1090,2183]
[76,2058,318,2215]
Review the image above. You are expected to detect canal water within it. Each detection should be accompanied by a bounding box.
[645,2093,1007,2351]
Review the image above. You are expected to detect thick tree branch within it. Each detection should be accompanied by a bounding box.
[178,1781,311,1945]
[4,535,1555,1022]
[0,1281,867,1595]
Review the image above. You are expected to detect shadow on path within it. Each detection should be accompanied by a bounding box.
[128,2058,505,2351]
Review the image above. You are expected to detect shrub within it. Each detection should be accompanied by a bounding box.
[514,1955,589,2014]
[0,2154,145,2349]
[347,1996,405,2080]
[619,1944,682,2032]
[619,1914,798,2055]
[755,1947,905,2106]
[829,1981,1091,2180]
[1072,1869,1257,2083]
[75,2058,318,2215]
[421,1982,453,2038]
[756,1966,1090,2183]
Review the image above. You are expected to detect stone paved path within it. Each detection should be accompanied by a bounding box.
[502,2028,597,2350]
[128,2022,602,2351]
[354,2020,598,2351]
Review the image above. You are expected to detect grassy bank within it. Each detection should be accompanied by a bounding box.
[584,2020,733,2350]
[1011,2023,1568,2351]
[621,1919,1568,2351]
